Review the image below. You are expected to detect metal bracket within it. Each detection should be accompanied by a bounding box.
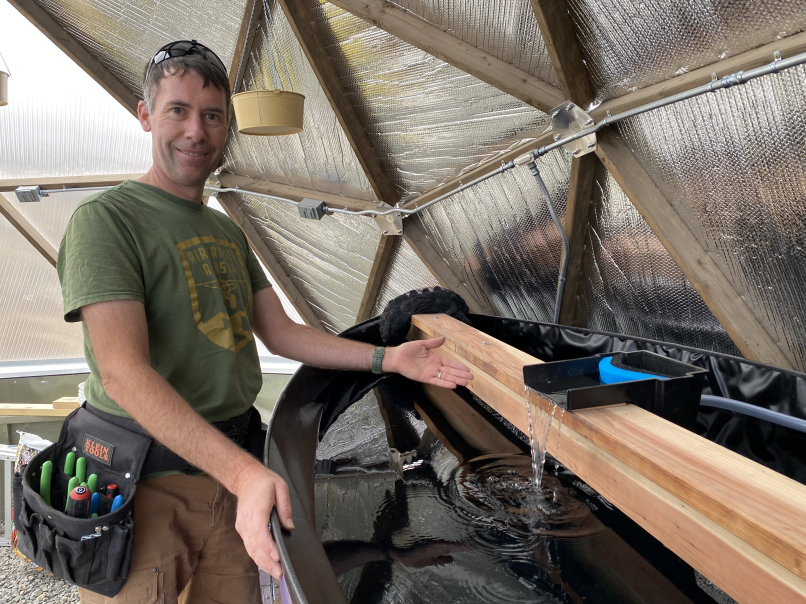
[373,203,403,236]
[549,101,597,157]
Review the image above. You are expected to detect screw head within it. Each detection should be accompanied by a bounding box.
[553,134,562,141]
[584,119,594,126]
[482,341,488,345]
[382,230,388,234]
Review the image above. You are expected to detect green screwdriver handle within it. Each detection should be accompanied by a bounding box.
[87,474,98,494]
[39,461,53,507]
[65,476,79,512]
[76,457,87,484]
[64,452,76,477]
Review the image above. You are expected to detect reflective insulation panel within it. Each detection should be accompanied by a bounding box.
[0,97,150,179]
[238,193,381,333]
[567,0,806,103]
[391,0,559,86]
[412,152,572,322]
[617,65,806,370]
[31,0,247,96]
[0,214,83,361]
[576,164,740,357]
[222,1,377,202]
[305,0,551,203]
[370,238,440,318]
[316,390,390,466]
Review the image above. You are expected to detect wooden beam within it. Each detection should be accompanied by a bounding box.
[329,0,564,114]
[402,220,487,315]
[216,192,325,331]
[8,0,140,117]
[355,235,395,323]
[276,0,397,205]
[229,0,263,94]
[558,153,597,326]
[592,31,806,121]
[594,130,794,370]
[0,174,144,193]
[0,195,58,267]
[217,172,377,213]
[409,313,806,604]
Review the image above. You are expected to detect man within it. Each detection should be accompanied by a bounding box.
[57,41,472,603]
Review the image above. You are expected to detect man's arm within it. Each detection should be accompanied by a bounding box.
[252,287,473,387]
[81,299,291,579]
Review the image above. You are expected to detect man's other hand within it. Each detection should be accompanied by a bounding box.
[233,464,295,579]
[383,336,473,389]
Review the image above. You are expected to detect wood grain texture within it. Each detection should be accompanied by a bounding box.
[0,195,58,267]
[8,0,140,117]
[228,0,262,94]
[0,404,71,417]
[595,130,794,369]
[329,0,563,114]
[0,174,144,193]
[276,0,397,205]
[217,173,377,213]
[355,235,395,323]
[216,192,325,330]
[402,222,487,314]
[409,313,806,603]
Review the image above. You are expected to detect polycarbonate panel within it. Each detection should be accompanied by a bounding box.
[617,65,806,370]
[370,237,440,318]
[568,0,806,103]
[576,164,740,356]
[0,97,150,179]
[222,2,377,202]
[2,189,94,250]
[32,0,247,96]
[0,215,83,361]
[306,0,551,203]
[239,192,380,333]
[391,0,558,86]
[412,152,572,322]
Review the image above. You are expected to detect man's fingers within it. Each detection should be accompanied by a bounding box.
[421,336,446,350]
[438,366,473,383]
[440,357,472,376]
[274,480,295,530]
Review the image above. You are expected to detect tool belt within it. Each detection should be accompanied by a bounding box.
[13,403,266,597]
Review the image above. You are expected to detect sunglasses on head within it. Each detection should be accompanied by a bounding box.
[146,40,228,80]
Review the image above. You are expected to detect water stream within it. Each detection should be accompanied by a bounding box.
[525,398,561,491]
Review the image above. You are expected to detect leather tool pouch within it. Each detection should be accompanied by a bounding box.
[13,406,150,597]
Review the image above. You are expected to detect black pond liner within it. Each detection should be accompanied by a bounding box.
[264,315,806,604]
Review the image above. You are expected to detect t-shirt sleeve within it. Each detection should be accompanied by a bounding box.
[246,241,272,293]
[57,201,145,323]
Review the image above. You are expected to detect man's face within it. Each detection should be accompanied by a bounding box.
[139,71,228,188]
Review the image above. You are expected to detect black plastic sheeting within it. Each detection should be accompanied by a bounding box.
[265,314,806,604]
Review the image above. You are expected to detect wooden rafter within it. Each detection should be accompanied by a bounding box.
[595,130,794,369]
[328,0,563,114]
[0,174,144,193]
[0,195,58,267]
[228,0,264,94]
[216,192,325,331]
[355,236,395,323]
[8,0,140,117]
[409,313,806,604]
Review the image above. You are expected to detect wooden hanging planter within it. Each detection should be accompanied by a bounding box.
[0,71,8,107]
[231,89,304,135]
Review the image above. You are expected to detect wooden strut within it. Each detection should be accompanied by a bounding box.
[0,195,58,267]
[409,313,806,604]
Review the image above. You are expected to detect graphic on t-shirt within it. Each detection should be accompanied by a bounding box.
[176,236,254,352]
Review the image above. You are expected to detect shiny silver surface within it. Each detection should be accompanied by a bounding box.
[370,238,440,318]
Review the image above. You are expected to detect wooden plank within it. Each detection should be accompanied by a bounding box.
[408,313,806,603]
[355,236,395,323]
[52,397,80,410]
[0,194,58,267]
[592,31,806,122]
[0,174,143,193]
[216,192,325,331]
[595,130,794,369]
[558,153,597,326]
[402,220,487,315]
[0,404,71,417]
[8,0,140,117]
[217,172,377,213]
[329,0,564,114]
[276,0,398,205]
[228,0,263,94]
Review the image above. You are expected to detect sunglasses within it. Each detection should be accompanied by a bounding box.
[146,40,228,80]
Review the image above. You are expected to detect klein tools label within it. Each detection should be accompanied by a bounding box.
[83,434,114,466]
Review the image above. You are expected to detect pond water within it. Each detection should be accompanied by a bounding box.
[314,378,727,604]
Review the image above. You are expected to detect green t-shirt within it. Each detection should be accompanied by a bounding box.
[57,180,272,423]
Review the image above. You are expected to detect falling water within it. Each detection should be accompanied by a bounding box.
[525,399,558,491]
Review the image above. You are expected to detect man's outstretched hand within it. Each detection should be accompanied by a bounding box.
[383,336,473,388]
[233,463,295,579]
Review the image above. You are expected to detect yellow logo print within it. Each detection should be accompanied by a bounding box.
[176,236,254,352]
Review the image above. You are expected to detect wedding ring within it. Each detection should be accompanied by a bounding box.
[437,371,442,379]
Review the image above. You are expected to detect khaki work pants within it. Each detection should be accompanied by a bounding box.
[79,474,260,604]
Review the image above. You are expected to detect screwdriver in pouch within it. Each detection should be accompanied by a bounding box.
[67,486,91,518]
[64,452,76,477]
[90,492,100,516]
[106,484,118,499]
[76,457,87,484]
[87,474,98,494]
[65,477,79,512]
[39,461,53,507]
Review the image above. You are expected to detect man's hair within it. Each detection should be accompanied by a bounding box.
[142,54,230,113]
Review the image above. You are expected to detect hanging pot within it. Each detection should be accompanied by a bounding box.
[0,70,8,107]
[231,89,304,135]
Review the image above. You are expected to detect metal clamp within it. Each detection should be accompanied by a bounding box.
[373,202,403,235]
[549,102,597,157]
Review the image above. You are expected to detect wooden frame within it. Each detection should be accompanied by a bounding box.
[409,313,806,604]
[228,0,264,95]
[355,236,395,323]
[216,192,325,330]
[0,195,58,267]
[0,174,144,193]
[8,0,140,117]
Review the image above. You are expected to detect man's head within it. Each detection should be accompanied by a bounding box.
[138,42,230,195]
